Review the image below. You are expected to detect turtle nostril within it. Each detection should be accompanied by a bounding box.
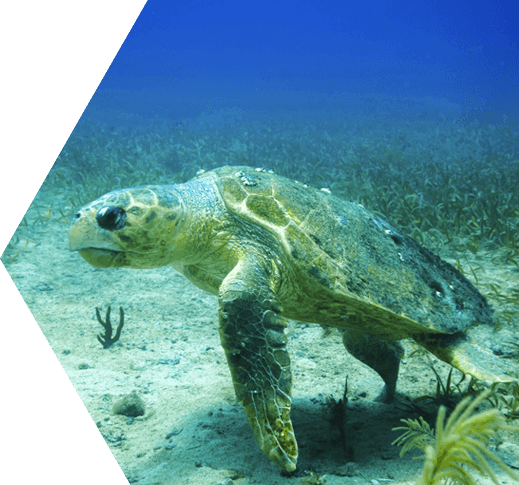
[96,206,127,231]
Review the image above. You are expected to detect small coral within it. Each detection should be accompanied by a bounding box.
[96,306,124,348]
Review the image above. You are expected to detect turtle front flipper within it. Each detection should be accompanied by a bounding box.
[417,332,518,383]
[218,257,297,471]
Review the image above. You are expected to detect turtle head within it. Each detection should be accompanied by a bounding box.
[69,185,185,269]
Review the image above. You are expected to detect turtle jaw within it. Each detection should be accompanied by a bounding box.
[69,214,130,268]
[69,215,170,269]
[76,247,129,268]
[75,246,165,269]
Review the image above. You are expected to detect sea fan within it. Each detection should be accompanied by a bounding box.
[393,390,519,485]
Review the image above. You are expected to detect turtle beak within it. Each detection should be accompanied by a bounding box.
[69,211,121,252]
[68,214,88,252]
[69,211,128,268]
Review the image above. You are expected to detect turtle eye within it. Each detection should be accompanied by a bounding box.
[96,206,127,231]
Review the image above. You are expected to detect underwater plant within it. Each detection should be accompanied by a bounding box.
[96,306,125,349]
[393,390,519,485]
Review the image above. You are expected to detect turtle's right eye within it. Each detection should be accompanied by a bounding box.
[96,206,127,231]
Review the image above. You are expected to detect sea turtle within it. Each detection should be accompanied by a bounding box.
[69,165,516,471]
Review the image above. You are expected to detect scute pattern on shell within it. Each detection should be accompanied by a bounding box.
[208,166,492,339]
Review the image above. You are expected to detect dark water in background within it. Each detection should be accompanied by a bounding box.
[85,0,518,128]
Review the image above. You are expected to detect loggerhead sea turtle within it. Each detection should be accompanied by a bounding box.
[69,165,516,471]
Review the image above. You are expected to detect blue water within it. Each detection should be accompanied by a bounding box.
[3,3,519,483]
[86,0,518,126]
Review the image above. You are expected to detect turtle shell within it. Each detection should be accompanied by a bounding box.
[202,166,492,340]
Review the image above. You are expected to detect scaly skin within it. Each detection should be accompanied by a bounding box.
[69,166,518,471]
[218,256,297,471]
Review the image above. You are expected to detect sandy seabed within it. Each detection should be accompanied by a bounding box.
[4,187,519,485]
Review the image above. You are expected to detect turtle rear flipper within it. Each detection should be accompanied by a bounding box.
[417,333,518,383]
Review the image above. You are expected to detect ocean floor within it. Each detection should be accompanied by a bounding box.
[4,181,519,485]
